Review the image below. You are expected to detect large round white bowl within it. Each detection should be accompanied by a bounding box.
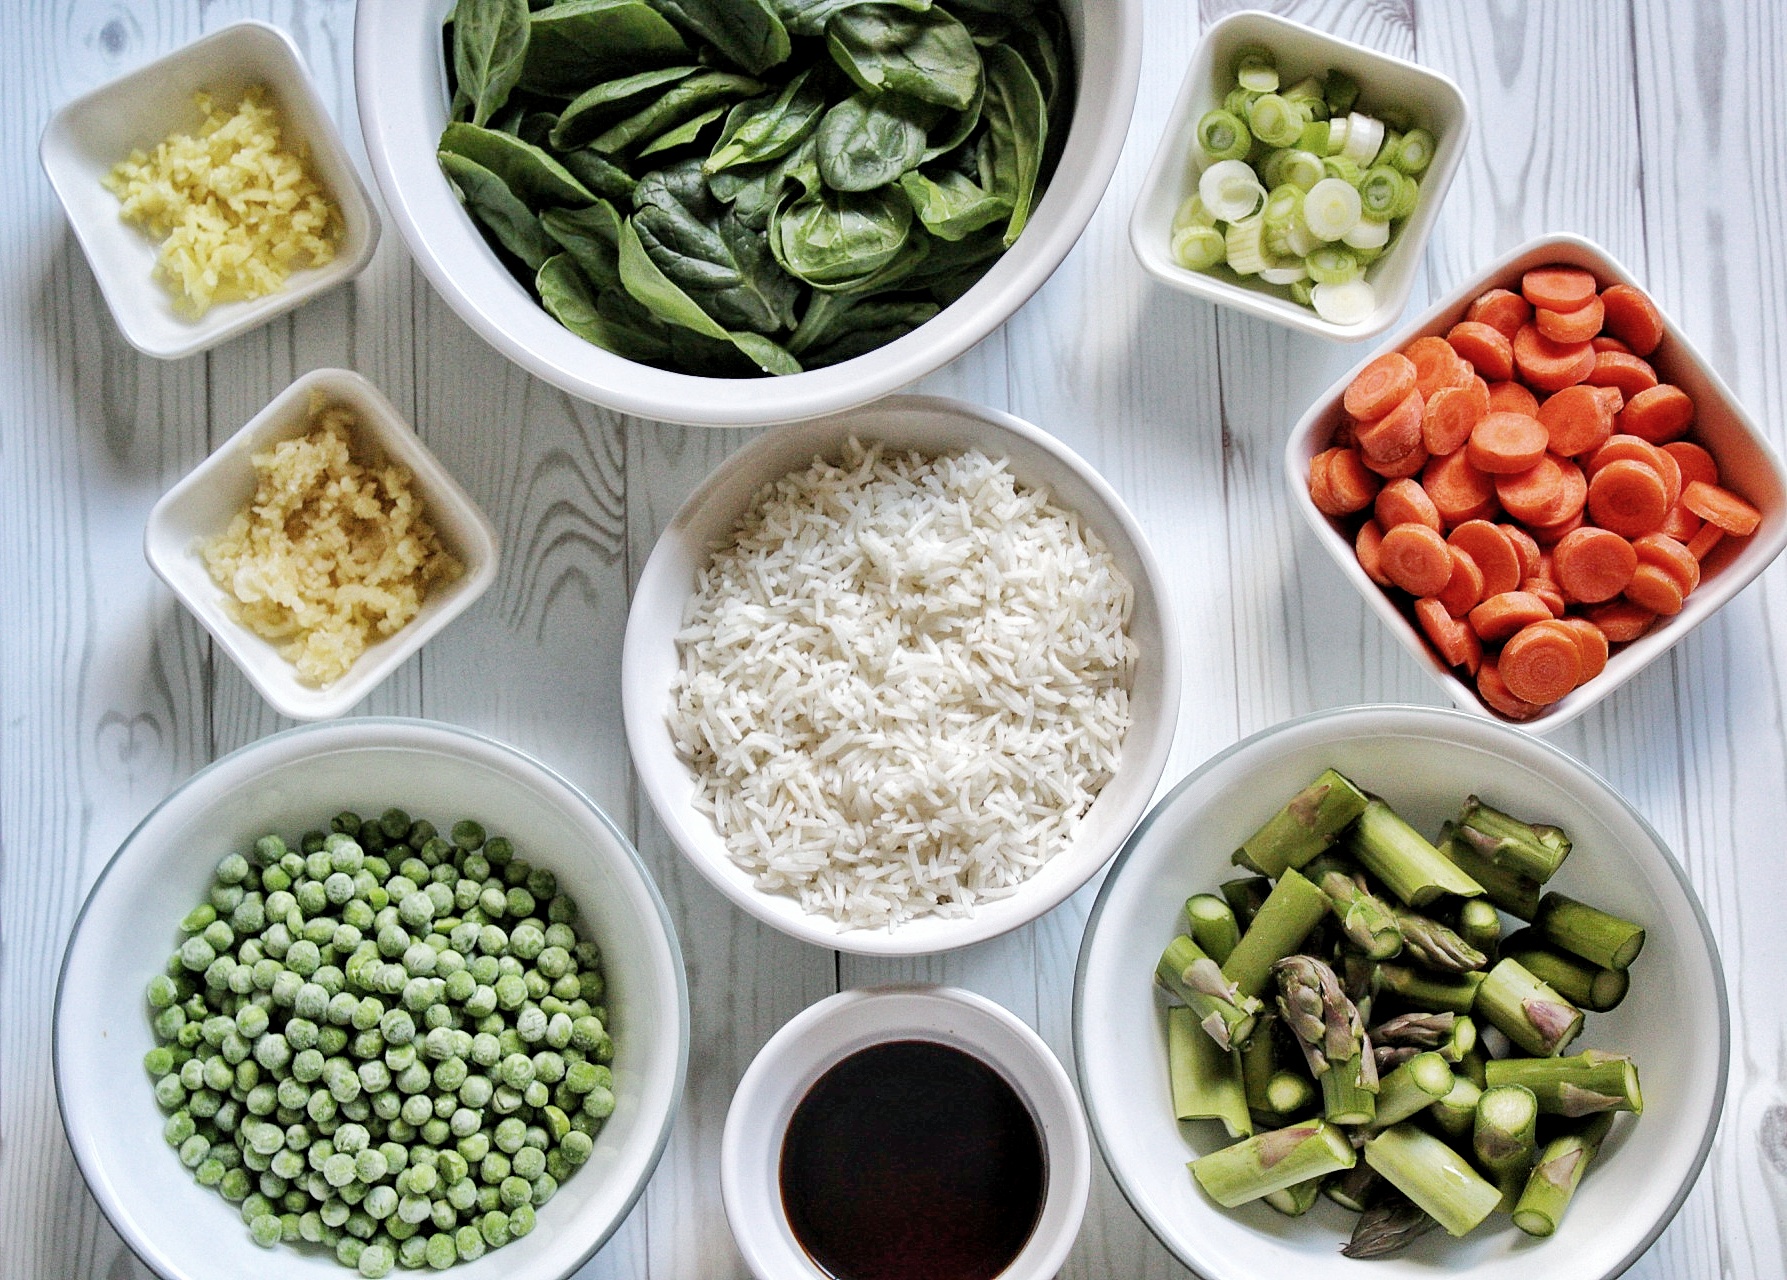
[1075,704,1727,1280]
[353,0,1141,427]
[56,719,689,1280]
[622,394,1180,954]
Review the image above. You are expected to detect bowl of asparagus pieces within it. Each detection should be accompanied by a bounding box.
[1073,704,1726,1279]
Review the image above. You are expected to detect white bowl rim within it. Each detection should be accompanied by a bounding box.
[1072,701,1731,1279]
[53,715,691,1280]
[352,0,1143,427]
[621,392,1182,956]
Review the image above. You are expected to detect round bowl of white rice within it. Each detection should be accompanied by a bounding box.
[622,395,1179,955]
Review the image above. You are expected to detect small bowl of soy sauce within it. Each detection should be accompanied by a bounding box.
[721,985,1093,1280]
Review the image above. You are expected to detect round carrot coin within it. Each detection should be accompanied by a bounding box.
[1447,520,1521,597]
[1485,381,1540,417]
[1661,441,1718,488]
[1521,266,1598,313]
[1344,352,1420,421]
[1468,412,1550,475]
[1535,296,1605,345]
[1680,479,1762,536]
[1556,616,1610,681]
[1421,450,1500,526]
[1468,590,1554,642]
[1552,526,1637,604]
[1499,523,1541,579]
[1617,383,1695,445]
[1585,600,1657,643]
[1405,336,1469,399]
[1356,388,1427,466]
[1536,384,1613,458]
[1512,324,1596,392]
[1585,350,1658,399]
[1477,659,1545,721]
[1497,454,1585,527]
[1466,288,1533,342]
[1375,477,1442,531]
[1600,283,1664,356]
[1633,531,1701,596]
[1587,458,1670,537]
[1415,596,1484,673]
[1436,546,1486,617]
[1355,519,1393,587]
[1422,384,1487,457]
[1499,619,1585,704]
[1447,321,1515,381]
[1379,523,1454,597]
[1623,562,1686,616]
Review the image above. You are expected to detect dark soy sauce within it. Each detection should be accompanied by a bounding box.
[778,1039,1046,1280]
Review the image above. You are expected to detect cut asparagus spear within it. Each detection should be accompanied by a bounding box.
[1157,935,1263,1051]
[1342,1192,1441,1258]
[1345,799,1484,907]
[1185,893,1242,965]
[1512,1113,1616,1237]
[1456,1046,1488,1089]
[1223,868,1329,999]
[1453,795,1572,882]
[1429,1073,1481,1138]
[1324,1161,1385,1213]
[1232,769,1369,877]
[1305,855,1403,959]
[1362,1123,1502,1237]
[1533,892,1646,970]
[1377,962,1485,1014]
[1262,1069,1318,1116]
[1190,1120,1356,1208]
[1364,1051,1455,1130]
[1501,930,1629,1011]
[1239,1012,1280,1115]
[1370,1011,1474,1072]
[1394,907,1489,972]
[1167,1006,1252,1138]
[1473,1083,1539,1211]
[1273,954,1378,1126]
[1454,896,1504,954]
[1474,957,1583,1057]
[1484,1050,1643,1117]
[1262,1175,1323,1216]
[1220,876,1272,931]
[1435,821,1541,919]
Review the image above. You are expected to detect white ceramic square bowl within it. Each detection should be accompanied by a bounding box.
[1285,233,1787,730]
[40,20,380,359]
[1131,9,1470,341]
[145,368,499,721]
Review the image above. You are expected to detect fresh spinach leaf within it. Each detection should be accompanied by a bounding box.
[643,0,792,76]
[789,291,936,358]
[947,0,1036,17]
[617,217,803,372]
[591,72,764,154]
[632,163,801,332]
[707,130,818,229]
[439,151,559,270]
[451,0,531,126]
[897,168,1010,240]
[980,43,1046,246]
[439,122,598,207]
[771,186,915,289]
[637,104,728,157]
[815,92,930,192]
[825,5,982,110]
[550,66,700,149]
[518,0,690,95]
[772,0,928,38]
[558,148,640,201]
[921,73,982,162]
[538,252,674,361]
[541,202,625,291]
[704,70,827,174]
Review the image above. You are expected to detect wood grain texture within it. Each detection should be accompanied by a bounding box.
[3,0,1785,1277]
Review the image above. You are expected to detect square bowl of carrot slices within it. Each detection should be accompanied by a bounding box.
[1286,232,1787,728]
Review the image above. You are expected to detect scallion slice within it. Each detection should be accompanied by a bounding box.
[1358,166,1404,219]
[1235,46,1279,93]
[1224,86,1258,117]
[1172,223,1227,271]
[1306,244,1361,285]
[1302,177,1363,241]
[1277,149,1325,191]
[1199,159,1267,222]
[1391,174,1421,220]
[1322,154,1363,185]
[1374,128,1404,170]
[1342,215,1390,250]
[1291,278,1316,307]
[1340,112,1386,167]
[1261,184,1305,256]
[1395,128,1436,175]
[1311,278,1376,325]
[1224,215,1270,275]
[1282,76,1328,116]
[1172,193,1219,232]
[1247,94,1306,148]
[1260,263,1309,285]
[1198,109,1252,162]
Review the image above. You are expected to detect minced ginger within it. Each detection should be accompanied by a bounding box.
[203,403,461,687]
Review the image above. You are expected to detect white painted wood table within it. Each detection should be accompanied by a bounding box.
[5,1,1784,1276]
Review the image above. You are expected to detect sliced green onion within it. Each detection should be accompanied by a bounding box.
[1324,68,1360,116]
[1261,184,1304,255]
[1260,263,1309,285]
[1298,120,1331,154]
[1199,159,1267,222]
[1392,174,1421,220]
[1282,76,1327,112]
[1284,212,1317,258]
[1291,278,1316,307]
[1324,115,1350,156]
[1198,109,1252,162]
[1312,278,1376,325]
[1277,149,1325,191]
[1302,177,1362,241]
[1247,94,1306,148]
[1340,113,1386,167]
[1352,242,1385,265]
[1374,128,1404,169]
[1224,86,1259,117]
[1172,193,1219,232]
[1224,215,1270,275]
[1358,166,1404,219]
[1395,128,1436,175]
[1306,244,1361,285]
[1235,46,1279,93]
[1322,154,1363,185]
[1342,216,1390,250]
[1172,223,1227,271]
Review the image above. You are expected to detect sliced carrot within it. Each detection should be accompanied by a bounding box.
[1356,519,1393,586]
[1552,526,1637,603]
[1498,454,1585,527]
[1592,384,1625,417]
[1365,441,1432,479]
[1447,321,1515,381]
[1557,617,1610,681]
[1500,523,1541,579]
[1680,479,1762,536]
[1512,324,1597,392]
[1536,296,1605,345]
[1420,385,1482,457]
[1659,501,1703,542]
[1591,334,1633,355]
[1600,283,1664,356]
[1521,266,1598,313]
[1633,531,1701,595]
[1485,380,1541,417]
[1344,352,1420,421]
[1467,288,1533,342]
[1617,383,1695,445]
[1422,450,1500,526]
[1536,384,1613,458]
[1477,659,1545,721]
[1500,619,1584,704]
[1624,563,1686,616]
[1374,477,1442,531]
[1530,508,1586,547]
[1586,434,1671,480]
[1652,444,1682,508]
[1326,446,1382,513]
[1524,577,1567,618]
[1379,523,1455,597]
[1448,520,1522,598]
[1531,549,1558,586]
[1437,546,1487,616]
[1585,350,1659,399]
[1661,441,1719,488]
[1307,451,1339,514]
[1406,336,1469,400]
[1584,600,1657,642]
[1468,412,1550,475]
[1356,388,1427,466]
[1687,522,1725,561]
[1468,590,1555,642]
[1587,458,1670,538]
[1416,596,1484,673]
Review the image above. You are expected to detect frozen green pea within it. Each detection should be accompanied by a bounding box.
[478,1209,510,1247]
[492,975,525,1011]
[560,1129,594,1166]
[336,1235,366,1267]
[154,1075,188,1110]
[248,1212,282,1247]
[152,1006,187,1041]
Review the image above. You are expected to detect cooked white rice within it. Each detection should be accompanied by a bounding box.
[668,438,1137,929]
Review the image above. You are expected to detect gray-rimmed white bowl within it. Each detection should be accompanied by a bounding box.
[56,718,688,1280]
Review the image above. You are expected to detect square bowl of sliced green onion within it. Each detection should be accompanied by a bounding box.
[1130,10,1470,341]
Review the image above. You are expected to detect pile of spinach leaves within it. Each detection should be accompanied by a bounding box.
[438,0,1072,376]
